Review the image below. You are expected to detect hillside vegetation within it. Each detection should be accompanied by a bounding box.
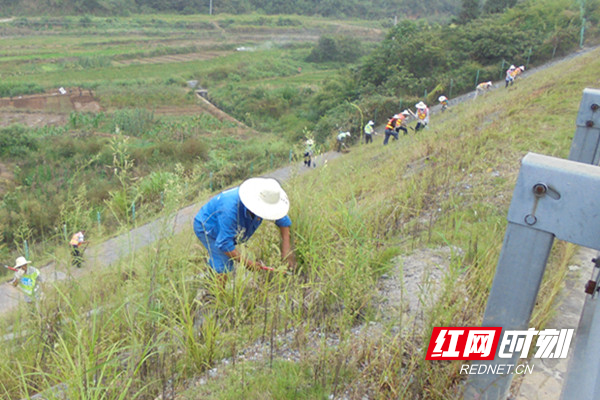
[0,13,382,257]
[1,40,598,399]
[0,0,599,270]
[359,0,600,99]
[0,0,461,19]
[0,0,599,265]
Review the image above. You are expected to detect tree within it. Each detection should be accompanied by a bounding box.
[306,35,363,63]
[483,0,517,14]
[458,0,480,23]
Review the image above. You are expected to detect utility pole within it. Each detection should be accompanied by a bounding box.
[209,0,213,15]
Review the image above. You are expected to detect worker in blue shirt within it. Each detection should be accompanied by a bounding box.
[193,177,295,282]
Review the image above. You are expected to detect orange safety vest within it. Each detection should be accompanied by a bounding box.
[417,109,427,120]
[386,118,398,130]
[70,232,83,246]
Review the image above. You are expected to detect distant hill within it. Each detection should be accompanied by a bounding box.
[0,0,461,19]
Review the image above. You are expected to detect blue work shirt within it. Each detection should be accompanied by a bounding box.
[194,187,292,253]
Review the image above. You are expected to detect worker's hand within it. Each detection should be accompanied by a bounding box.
[286,255,297,272]
[248,259,268,272]
[258,261,276,272]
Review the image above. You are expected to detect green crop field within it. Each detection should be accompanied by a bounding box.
[0,13,383,262]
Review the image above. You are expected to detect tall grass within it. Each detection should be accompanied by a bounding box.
[1,40,598,400]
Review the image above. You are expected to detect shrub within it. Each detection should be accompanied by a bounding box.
[87,179,115,204]
[307,35,364,63]
[0,125,37,157]
[0,82,44,98]
[130,143,156,166]
[178,137,209,163]
[156,141,178,158]
[138,171,179,201]
[111,109,156,137]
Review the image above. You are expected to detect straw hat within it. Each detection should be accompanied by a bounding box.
[239,178,289,220]
[14,256,31,268]
[415,101,427,109]
[368,120,374,125]
[438,95,447,102]
[509,65,516,69]
[306,139,314,145]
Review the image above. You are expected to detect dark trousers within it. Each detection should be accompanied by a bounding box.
[383,129,398,145]
[415,122,426,132]
[365,134,372,144]
[303,152,312,167]
[397,126,408,135]
[72,245,82,268]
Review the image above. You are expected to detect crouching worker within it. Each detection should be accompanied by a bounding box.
[303,139,315,167]
[70,230,88,268]
[10,256,42,303]
[193,177,295,286]
[414,102,429,132]
[475,81,492,98]
[336,131,351,152]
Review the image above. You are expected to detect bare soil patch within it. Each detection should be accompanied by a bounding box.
[114,51,227,66]
[0,111,67,128]
[0,88,101,115]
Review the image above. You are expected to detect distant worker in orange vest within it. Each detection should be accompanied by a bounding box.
[438,95,449,112]
[383,114,400,145]
[475,81,493,98]
[396,111,410,135]
[413,102,429,132]
[510,65,525,80]
[70,230,88,268]
[505,65,516,88]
